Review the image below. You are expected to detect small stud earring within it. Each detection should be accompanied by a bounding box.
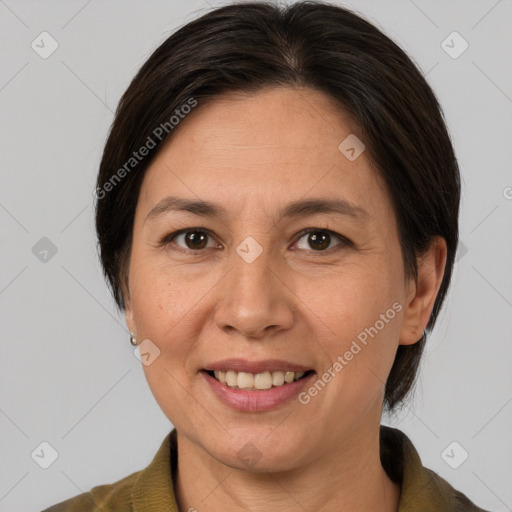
[130,333,137,346]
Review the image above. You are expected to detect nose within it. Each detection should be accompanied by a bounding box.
[213,244,295,340]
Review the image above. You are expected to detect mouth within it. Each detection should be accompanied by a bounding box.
[200,359,317,412]
[204,369,315,391]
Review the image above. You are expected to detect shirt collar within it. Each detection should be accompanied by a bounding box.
[381,425,484,511]
[130,426,480,512]
[131,429,179,512]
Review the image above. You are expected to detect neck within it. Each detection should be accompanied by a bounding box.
[175,419,400,512]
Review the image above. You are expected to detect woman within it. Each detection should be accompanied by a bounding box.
[43,1,490,511]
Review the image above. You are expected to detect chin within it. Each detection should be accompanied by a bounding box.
[204,427,308,473]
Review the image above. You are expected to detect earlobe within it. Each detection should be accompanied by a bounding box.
[124,303,137,338]
[399,236,447,346]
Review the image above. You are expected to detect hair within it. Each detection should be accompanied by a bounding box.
[95,0,460,411]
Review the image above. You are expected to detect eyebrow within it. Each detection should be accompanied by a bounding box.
[144,195,369,224]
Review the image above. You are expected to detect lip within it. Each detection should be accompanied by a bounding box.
[204,358,313,374]
[201,369,316,412]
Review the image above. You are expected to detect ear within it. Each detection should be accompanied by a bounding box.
[124,299,137,338]
[399,236,447,346]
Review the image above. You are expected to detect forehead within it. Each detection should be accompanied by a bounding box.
[166,87,358,156]
[137,86,390,222]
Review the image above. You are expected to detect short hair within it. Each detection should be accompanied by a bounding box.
[95,1,460,411]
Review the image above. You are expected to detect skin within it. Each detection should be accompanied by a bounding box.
[124,86,447,511]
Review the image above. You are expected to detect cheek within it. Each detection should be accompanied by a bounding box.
[300,283,403,427]
[128,256,222,411]
[313,261,401,336]
[131,264,207,426]
[304,254,404,389]
[129,253,204,338]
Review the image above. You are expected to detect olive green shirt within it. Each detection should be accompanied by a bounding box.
[42,426,490,511]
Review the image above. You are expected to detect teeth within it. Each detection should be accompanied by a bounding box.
[211,369,308,390]
[272,371,285,386]
[254,371,273,390]
[226,370,237,387]
[214,370,226,384]
[237,372,254,390]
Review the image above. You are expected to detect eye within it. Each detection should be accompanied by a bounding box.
[159,227,352,254]
[293,229,351,253]
[160,229,219,252]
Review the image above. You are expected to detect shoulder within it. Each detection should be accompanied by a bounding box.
[380,425,492,512]
[41,429,178,512]
[418,465,492,512]
[41,470,139,512]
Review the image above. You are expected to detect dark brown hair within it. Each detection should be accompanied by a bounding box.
[95,1,460,411]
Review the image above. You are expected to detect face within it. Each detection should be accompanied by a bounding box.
[125,86,421,472]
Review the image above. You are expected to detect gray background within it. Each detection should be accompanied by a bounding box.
[1,0,511,511]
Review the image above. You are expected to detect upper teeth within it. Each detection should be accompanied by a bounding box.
[213,370,306,390]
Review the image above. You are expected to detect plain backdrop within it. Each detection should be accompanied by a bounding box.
[1,1,511,511]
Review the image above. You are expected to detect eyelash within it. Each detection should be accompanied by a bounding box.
[158,227,353,255]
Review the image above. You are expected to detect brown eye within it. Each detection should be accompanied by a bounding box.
[163,229,217,251]
[294,229,349,252]
[183,230,209,249]
[307,231,331,250]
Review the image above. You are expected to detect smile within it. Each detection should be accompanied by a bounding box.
[201,360,317,412]
[207,369,313,390]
